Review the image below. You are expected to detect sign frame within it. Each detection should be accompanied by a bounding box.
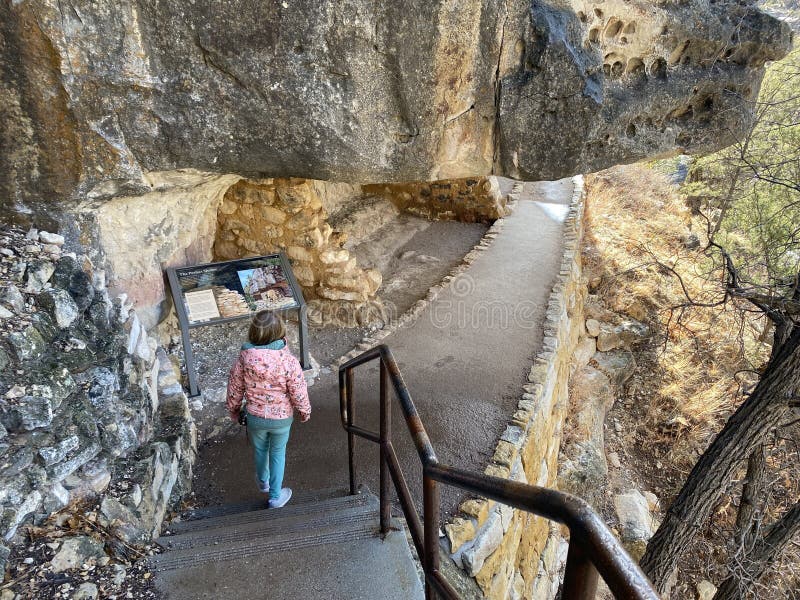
[165,251,310,398]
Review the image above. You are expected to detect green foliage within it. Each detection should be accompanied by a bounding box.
[685,46,800,290]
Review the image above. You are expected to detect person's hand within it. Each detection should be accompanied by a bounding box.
[300,413,310,423]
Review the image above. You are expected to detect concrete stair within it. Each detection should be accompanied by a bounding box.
[150,489,424,599]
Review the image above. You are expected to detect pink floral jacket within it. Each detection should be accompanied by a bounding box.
[226,346,311,421]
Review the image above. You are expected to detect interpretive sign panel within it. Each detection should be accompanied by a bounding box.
[175,255,299,325]
[166,252,309,397]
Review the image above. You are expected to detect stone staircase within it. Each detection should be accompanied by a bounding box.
[149,488,424,599]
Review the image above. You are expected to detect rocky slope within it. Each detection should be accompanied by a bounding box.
[0,225,196,577]
[0,0,792,215]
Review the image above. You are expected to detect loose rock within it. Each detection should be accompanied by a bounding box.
[50,536,106,573]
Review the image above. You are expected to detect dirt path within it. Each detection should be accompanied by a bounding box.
[190,179,576,514]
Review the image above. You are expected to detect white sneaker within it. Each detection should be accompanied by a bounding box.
[268,487,292,508]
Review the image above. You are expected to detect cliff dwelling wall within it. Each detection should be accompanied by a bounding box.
[67,172,507,331]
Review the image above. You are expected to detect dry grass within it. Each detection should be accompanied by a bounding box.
[584,163,800,597]
[584,164,767,467]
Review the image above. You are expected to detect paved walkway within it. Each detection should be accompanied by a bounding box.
[192,179,576,513]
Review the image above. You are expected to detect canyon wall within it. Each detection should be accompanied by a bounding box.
[1,0,791,215]
[0,227,195,560]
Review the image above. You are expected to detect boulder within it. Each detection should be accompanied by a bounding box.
[573,337,597,371]
[1,0,791,211]
[2,490,42,540]
[591,351,635,387]
[0,284,25,312]
[39,436,81,466]
[38,232,65,246]
[49,535,106,572]
[0,396,53,432]
[42,482,71,513]
[6,326,46,361]
[72,583,99,600]
[585,319,601,338]
[696,580,717,600]
[37,288,80,329]
[23,260,55,294]
[613,490,656,561]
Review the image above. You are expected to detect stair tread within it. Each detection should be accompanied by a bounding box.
[152,529,424,599]
[177,486,349,522]
[166,491,374,534]
[149,517,380,572]
[159,500,379,551]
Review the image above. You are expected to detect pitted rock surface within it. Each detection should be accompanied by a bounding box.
[0,0,791,211]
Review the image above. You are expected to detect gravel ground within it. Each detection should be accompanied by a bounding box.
[1,504,163,600]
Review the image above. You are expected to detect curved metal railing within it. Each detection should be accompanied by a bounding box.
[338,344,659,599]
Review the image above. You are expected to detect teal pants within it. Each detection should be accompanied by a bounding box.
[246,414,293,500]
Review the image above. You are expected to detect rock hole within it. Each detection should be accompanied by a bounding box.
[619,36,628,45]
[626,57,645,75]
[623,22,636,35]
[649,57,667,80]
[676,132,692,146]
[293,44,305,54]
[577,11,587,22]
[723,47,735,59]
[626,123,636,138]
[669,40,690,65]
[603,63,611,77]
[594,8,603,18]
[589,28,600,43]
[702,96,714,112]
[605,18,623,38]
[611,61,624,77]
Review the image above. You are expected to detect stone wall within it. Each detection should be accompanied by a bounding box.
[214,178,383,316]
[71,171,241,331]
[363,176,508,223]
[442,178,587,599]
[0,226,195,571]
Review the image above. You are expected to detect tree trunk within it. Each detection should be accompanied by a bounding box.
[640,324,800,594]
[713,501,800,600]
[733,444,767,550]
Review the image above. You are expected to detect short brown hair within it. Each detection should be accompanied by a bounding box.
[248,310,286,346]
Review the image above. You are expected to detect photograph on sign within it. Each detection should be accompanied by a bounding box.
[175,255,299,325]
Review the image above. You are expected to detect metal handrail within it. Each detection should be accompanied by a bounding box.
[339,344,659,600]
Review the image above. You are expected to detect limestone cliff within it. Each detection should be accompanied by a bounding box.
[0,0,791,213]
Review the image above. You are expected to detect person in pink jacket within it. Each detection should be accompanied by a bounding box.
[226,310,311,508]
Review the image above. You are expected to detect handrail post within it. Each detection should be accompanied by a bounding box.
[379,359,391,534]
[423,472,440,600]
[346,368,356,495]
[562,540,599,600]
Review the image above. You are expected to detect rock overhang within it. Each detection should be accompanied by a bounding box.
[0,0,792,211]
